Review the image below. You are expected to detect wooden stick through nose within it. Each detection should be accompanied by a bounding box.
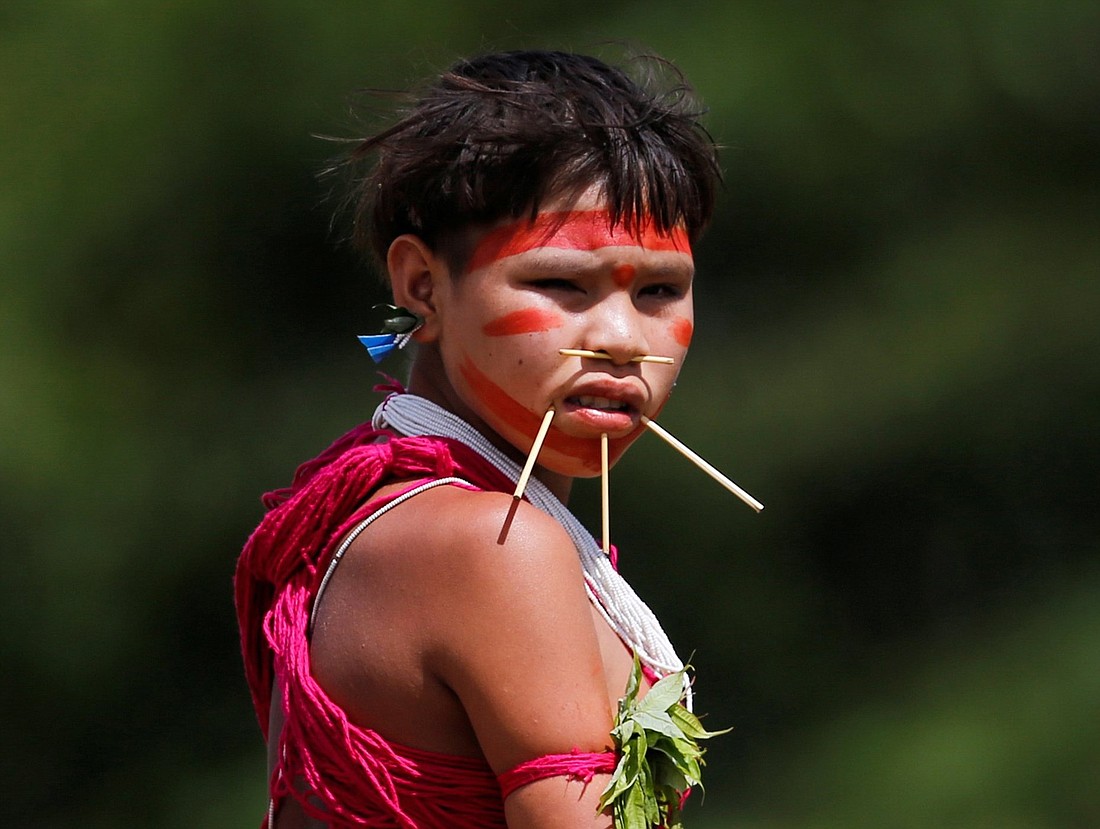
[559,348,675,365]
[641,416,764,512]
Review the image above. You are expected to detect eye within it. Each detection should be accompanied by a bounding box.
[529,277,584,293]
[638,283,685,300]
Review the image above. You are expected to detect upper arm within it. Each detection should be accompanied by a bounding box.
[415,489,616,826]
[420,489,614,767]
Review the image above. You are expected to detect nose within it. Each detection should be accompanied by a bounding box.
[583,292,648,365]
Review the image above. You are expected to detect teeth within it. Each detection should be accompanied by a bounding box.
[576,396,627,411]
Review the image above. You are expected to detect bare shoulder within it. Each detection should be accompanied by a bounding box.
[375,486,613,757]
[312,482,588,661]
[393,485,583,579]
[363,485,594,647]
[326,483,582,603]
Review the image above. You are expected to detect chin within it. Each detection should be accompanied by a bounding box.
[529,426,645,478]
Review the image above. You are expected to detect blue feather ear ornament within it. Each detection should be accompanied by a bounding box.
[356,305,424,363]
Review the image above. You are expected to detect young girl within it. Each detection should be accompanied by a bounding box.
[236,50,723,828]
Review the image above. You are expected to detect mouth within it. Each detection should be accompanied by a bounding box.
[568,395,633,412]
[561,389,643,434]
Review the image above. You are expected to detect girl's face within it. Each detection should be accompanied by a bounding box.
[430,195,695,480]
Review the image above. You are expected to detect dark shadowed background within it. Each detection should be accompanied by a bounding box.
[2,2,1097,826]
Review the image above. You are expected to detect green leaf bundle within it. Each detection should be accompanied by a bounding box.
[599,656,729,829]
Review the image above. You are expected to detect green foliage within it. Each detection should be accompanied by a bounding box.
[601,658,729,828]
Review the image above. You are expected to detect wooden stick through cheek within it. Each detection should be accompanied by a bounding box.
[641,415,764,512]
[499,407,556,545]
[512,407,556,501]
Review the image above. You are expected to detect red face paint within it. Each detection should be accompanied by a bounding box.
[611,264,636,288]
[482,308,563,337]
[466,210,691,273]
[459,355,642,472]
[671,317,694,348]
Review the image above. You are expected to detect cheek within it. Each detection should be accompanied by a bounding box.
[670,317,694,348]
[459,355,538,437]
[482,308,564,337]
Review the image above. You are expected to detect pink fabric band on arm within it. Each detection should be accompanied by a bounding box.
[497,749,618,800]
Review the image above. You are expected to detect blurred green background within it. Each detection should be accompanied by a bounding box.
[2,2,1097,826]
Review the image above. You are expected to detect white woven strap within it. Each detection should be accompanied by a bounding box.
[309,476,472,632]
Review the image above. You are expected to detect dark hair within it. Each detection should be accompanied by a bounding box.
[339,50,721,276]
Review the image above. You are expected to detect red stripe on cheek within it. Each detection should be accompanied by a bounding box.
[482,308,563,337]
[458,356,642,471]
[671,317,694,347]
[611,264,636,288]
[459,356,542,442]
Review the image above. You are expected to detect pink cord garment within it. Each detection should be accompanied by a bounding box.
[237,425,481,732]
[497,750,618,800]
[236,419,621,827]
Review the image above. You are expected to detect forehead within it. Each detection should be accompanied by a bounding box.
[465,209,691,274]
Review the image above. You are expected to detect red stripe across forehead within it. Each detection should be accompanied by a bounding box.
[466,210,691,274]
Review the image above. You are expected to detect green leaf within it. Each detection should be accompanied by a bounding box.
[599,752,634,807]
[639,763,660,826]
[669,703,732,740]
[623,780,648,829]
[622,654,643,705]
[621,717,638,740]
[631,710,682,739]
[369,303,421,334]
[651,742,703,784]
[624,730,647,778]
[653,759,689,793]
[382,315,419,334]
[637,670,686,714]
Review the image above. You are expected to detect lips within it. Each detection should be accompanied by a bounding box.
[560,381,645,434]
[564,379,645,411]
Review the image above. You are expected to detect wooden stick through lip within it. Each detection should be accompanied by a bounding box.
[600,432,610,555]
[559,348,675,365]
[641,415,764,513]
[512,407,556,501]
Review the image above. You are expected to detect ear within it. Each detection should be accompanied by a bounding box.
[387,234,450,342]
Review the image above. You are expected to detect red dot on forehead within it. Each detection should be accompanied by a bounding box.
[611,264,636,288]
